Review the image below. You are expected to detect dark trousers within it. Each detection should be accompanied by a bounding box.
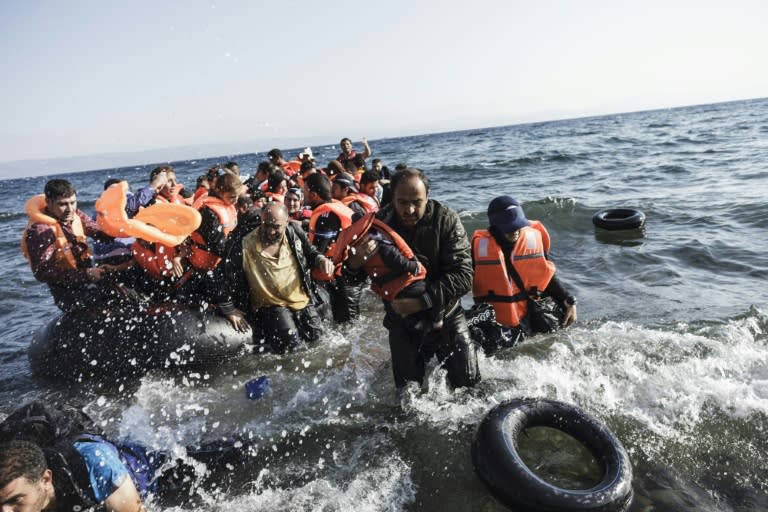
[384,302,481,389]
[327,274,366,323]
[250,303,323,353]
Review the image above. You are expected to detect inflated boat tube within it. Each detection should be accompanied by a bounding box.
[592,209,645,231]
[472,398,633,512]
[28,305,251,382]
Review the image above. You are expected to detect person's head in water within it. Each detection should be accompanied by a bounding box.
[44,179,78,226]
[391,168,429,228]
[487,195,530,242]
[259,202,289,246]
[0,440,55,512]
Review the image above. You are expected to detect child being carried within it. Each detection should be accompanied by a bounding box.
[330,213,442,331]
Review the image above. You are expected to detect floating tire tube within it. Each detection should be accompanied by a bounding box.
[472,398,633,512]
[592,209,645,231]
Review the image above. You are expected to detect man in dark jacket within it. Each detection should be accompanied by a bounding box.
[347,168,480,391]
[214,202,335,353]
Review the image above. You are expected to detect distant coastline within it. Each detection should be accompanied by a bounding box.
[2,96,764,180]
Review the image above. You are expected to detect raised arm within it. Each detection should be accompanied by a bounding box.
[361,137,372,159]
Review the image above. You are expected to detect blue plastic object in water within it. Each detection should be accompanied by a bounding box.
[245,376,270,399]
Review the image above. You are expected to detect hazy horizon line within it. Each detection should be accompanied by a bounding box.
[2,95,765,180]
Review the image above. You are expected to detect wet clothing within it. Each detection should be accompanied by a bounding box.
[308,201,366,323]
[475,225,572,338]
[24,210,121,312]
[242,227,310,311]
[376,199,480,389]
[41,434,248,510]
[74,439,132,502]
[214,218,330,352]
[472,224,556,327]
[190,195,237,269]
[360,227,438,328]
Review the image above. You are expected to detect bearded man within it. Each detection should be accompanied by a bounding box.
[214,202,334,353]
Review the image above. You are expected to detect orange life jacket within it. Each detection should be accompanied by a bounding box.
[193,187,209,202]
[341,193,379,213]
[308,201,354,246]
[308,200,354,281]
[21,195,89,270]
[131,239,179,280]
[471,222,556,327]
[282,161,301,176]
[331,212,425,300]
[189,196,237,270]
[265,192,285,204]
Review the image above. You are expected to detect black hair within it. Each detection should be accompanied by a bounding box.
[0,440,47,489]
[236,194,254,209]
[300,160,315,173]
[304,172,332,201]
[206,164,224,181]
[224,161,239,173]
[267,148,283,160]
[390,168,429,195]
[352,154,366,169]
[150,165,173,181]
[44,179,76,201]
[326,160,344,177]
[359,170,380,185]
[256,161,276,177]
[103,178,123,190]
[267,170,287,192]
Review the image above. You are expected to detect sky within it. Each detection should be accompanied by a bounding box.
[1,0,767,173]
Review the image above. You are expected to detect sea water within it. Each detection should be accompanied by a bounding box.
[1,98,766,511]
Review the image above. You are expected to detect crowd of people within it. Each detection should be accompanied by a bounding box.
[9,136,579,510]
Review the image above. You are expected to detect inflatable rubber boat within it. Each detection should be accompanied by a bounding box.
[29,304,252,382]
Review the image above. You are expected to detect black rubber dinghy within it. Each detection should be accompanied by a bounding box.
[29,305,252,382]
[592,209,645,230]
[472,398,633,512]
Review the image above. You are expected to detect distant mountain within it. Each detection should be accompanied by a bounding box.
[0,135,336,179]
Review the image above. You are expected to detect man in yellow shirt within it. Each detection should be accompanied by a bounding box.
[214,202,334,353]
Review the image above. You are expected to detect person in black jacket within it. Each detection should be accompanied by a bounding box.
[347,168,480,391]
[214,202,334,353]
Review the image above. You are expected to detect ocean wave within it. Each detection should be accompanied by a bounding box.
[0,211,26,221]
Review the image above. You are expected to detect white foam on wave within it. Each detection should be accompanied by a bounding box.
[400,310,768,441]
[159,454,415,512]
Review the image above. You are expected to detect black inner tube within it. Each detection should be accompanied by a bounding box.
[592,208,645,231]
[472,398,633,512]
